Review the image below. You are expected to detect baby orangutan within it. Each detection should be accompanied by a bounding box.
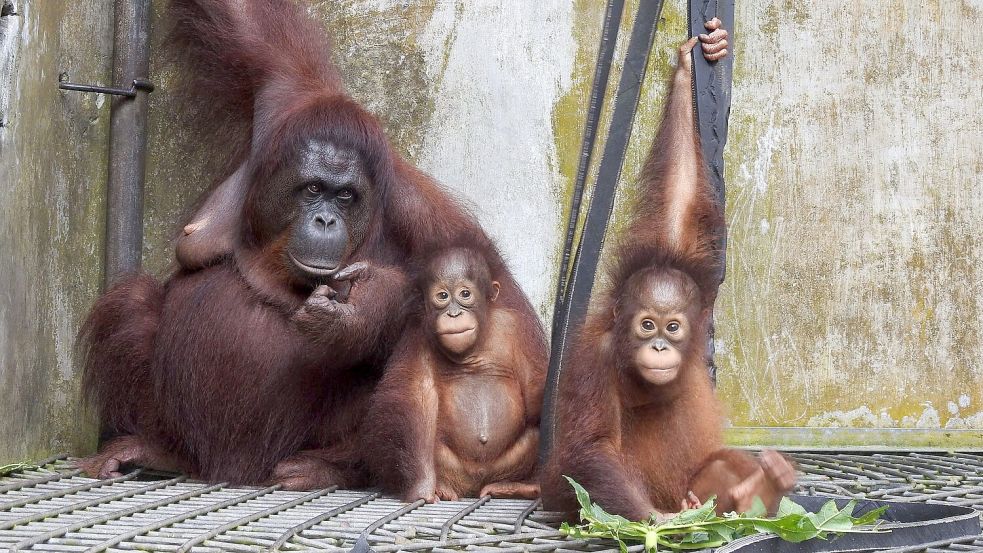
[542,24,796,521]
[365,247,547,501]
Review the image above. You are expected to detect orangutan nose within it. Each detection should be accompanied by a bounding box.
[652,338,669,352]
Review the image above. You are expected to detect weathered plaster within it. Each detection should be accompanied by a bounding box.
[711,0,983,441]
[0,0,109,463]
[570,1,982,444]
[144,0,579,320]
[2,0,980,462]
[413,2,576,318]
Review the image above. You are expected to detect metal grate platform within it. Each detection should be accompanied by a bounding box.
[0,452,980,552]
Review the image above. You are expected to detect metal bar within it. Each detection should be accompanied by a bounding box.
[370,529,567,553]
[0,475,185,531]
[866,485,919,498]
[439,495,490,541]
[794,454,899,480]
[821,454,915,479]
[926,496,983,508]
[174,487,335,553]
[104,0,153,285]
[59,78,154,98]
[84,485,280,553]
[0,469,82,494]
[355,498,426,545]
[60,81,136,96]
[35,453,70,466]
[513,498,542,534]
[0,469,141,511]
[9,479,218,552]
[1,452,981,552]
[908,452,983,473]
[939,543,983,553]
[269,492,379,550]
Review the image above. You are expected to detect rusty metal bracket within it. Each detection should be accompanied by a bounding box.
[57,76,154,98]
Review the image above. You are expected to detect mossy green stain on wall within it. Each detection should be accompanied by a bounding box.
[549,0,603,294]
[711,0,983,442]
[550,0,982,445]
[551,1,688,294]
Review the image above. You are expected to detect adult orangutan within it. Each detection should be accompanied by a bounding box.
[541,24,796,520]
[365,248,545,502]
[78,0,543,489]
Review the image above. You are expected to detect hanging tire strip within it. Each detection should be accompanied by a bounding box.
[0,453,980,552]
[541,0,668,461]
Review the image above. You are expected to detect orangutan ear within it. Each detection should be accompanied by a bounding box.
[175,162,248,270]
[489,281,501,302]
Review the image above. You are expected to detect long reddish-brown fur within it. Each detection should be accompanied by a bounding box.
[364,247,547,500]
[542,37,786,519]
[79,0,543,487]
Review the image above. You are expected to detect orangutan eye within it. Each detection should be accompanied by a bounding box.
[667,322,680,333]
[336,188,355,203]
[460,289,472,299]
[641,319,656,331]
[436,291,449,301]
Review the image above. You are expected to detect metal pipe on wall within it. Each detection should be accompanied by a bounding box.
[104,0,151,286]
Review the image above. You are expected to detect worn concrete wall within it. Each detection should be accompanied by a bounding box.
[144,1,580,318]
[717,0,982,446]
[2,0,979,462]
[0,0,109,463]
[600,1,982,446]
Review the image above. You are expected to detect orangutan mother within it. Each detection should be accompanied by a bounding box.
[77,0,544,490]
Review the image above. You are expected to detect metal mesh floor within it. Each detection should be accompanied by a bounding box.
[0,452,980,552]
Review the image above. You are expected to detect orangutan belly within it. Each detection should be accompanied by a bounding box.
[439,373,525,463]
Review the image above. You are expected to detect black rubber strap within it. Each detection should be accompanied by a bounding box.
[718,495,982,552]
[540,0,667,462]
[548,0,625,363]
[689,0,734,382]
[690,0,734,208]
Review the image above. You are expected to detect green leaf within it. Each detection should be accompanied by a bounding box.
[644,530,660,551]
[707,523,739,541]
[777,497,808,517]
[751,514,823,543]
[560,477,889,550]
[564,475,633,527]
[565,476,593,511]
[852,505,890,527]
[746,497,768,518]
[665,497,717,526]
[681,531,710,543]
[812,500,856,533]
[0,463,37,477]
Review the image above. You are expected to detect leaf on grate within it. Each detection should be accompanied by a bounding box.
[559,476,889,551]
[0,463,38,477]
